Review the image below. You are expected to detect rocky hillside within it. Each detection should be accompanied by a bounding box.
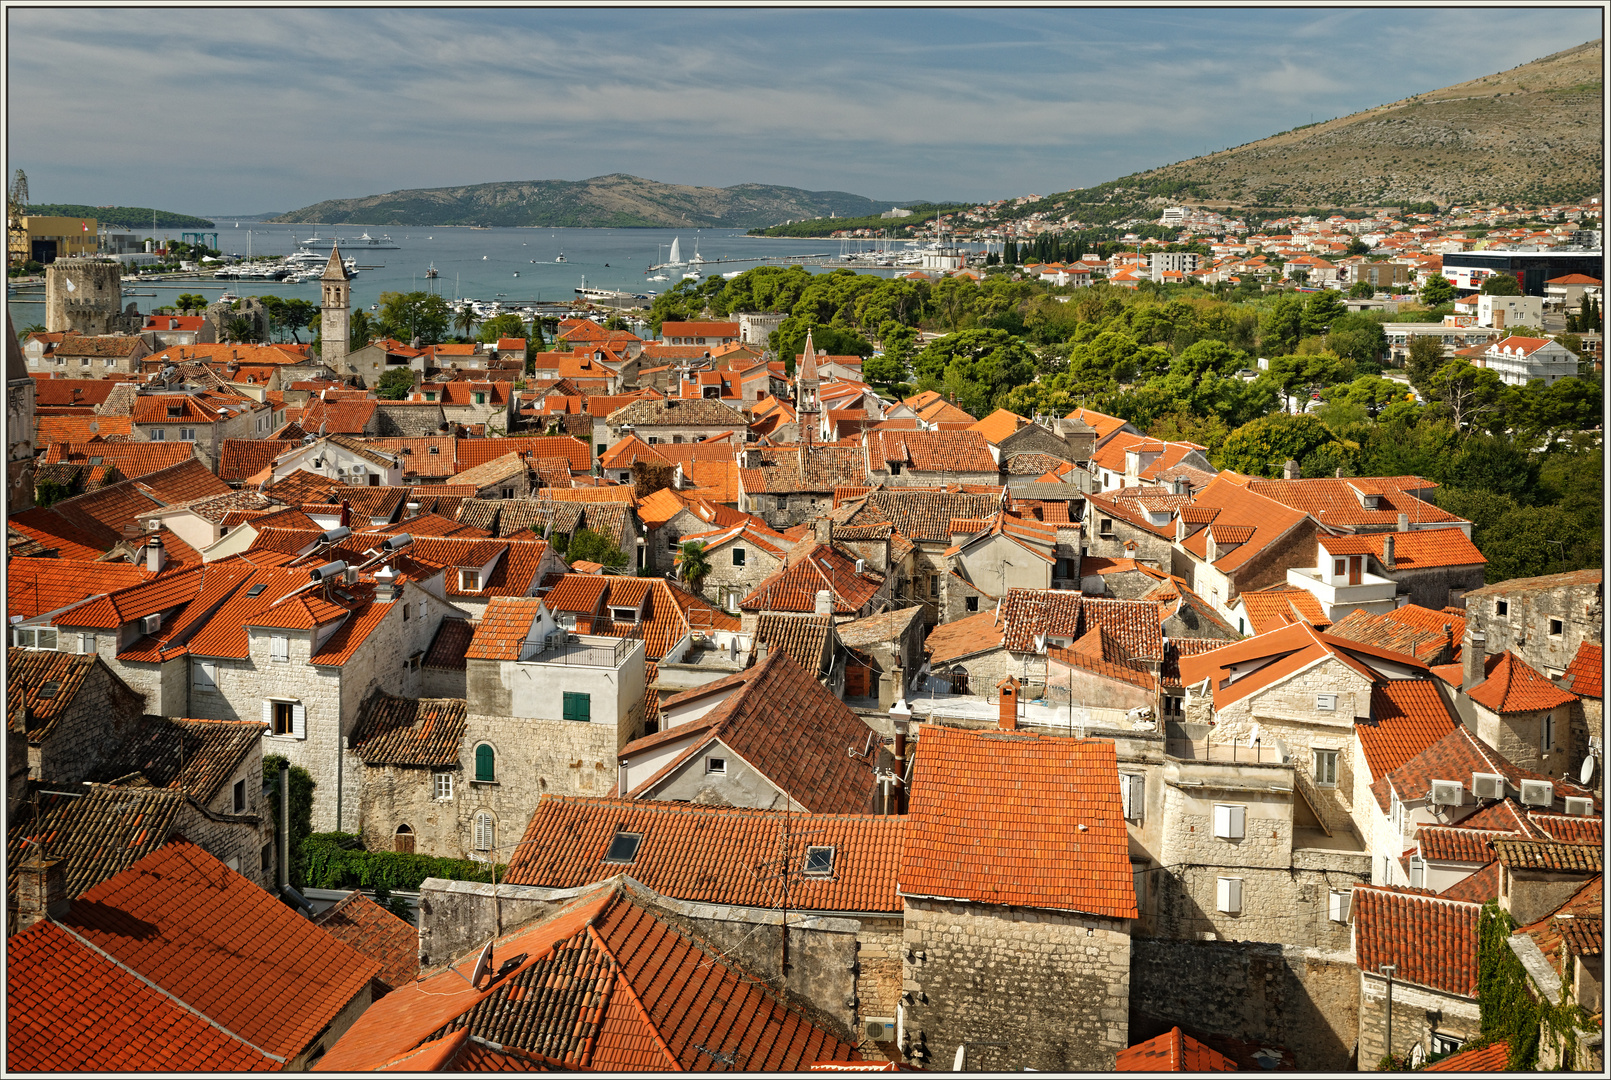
[269,174,916,228]
[1116,38,1603,209]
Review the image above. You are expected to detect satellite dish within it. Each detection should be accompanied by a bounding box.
[468,940,494,989]
[1581,755,1596,786]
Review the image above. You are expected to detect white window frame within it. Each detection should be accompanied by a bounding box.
[705,756,727,775]
[1409,853,1425,889]
[150,428,165,441]
[1314,748,1339,788]
[1329,888,1351,923]
[179,428,196,441]
[1213,803,1245,839]
[1121,774,1145,821]
[263,698,306,739]
[460,569,481,592]
[434,772,454,800]
[78,633,96,655]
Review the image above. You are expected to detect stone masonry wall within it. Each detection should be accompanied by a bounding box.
[1356,972,1479,1071]
[32,660,145,784]
[900,898,1130,1072]
[1130,938,1361,1071]
[1466,578,1603,678]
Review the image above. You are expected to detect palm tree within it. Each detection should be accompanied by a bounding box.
[676,541,712,596]
[225,317,253,343]
[454,304,476,342]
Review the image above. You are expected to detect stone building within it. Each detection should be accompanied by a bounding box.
[1083,489,1181,569]
[1462,568,1603,680]
[896,723,1136,1071]
[319,246,352,372]
[736,445,867,530]
[835,606,925,708]
[604,396,747,446]
[863,429,1000,488]
[1171,474,1322,623]
[1351,886,1482,1070]
[831,489,1004,627]
[7,315,36,512]
[677,521,791,616]
[44,259,141,335]
[7,647,146,784]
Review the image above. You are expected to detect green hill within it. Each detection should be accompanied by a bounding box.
[24,204,215,230]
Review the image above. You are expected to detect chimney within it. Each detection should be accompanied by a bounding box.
[1443,623,1455,665]
[997,676,1020,731]
[16,850,70,929]
[406,501,421,515]
[146,536,166,573]
[741,447,762,470]
[1381,533,1396,572]
[1492,308,1505,329]
[814,589,833,616]
[1463,631,1486,691]
[815,517,834,545]
[1398,512,1409,533]
[1335,467,1344,479]
[1283,459,1300,480]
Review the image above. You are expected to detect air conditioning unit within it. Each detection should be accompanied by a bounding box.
[1429,780,1464,807]
[343,568,359,586]
[352,463,367,474]
[1520,780,1554,807]
[1471,772,1506,801]
[141,613,162,634]
[863,1017,896,1043]
[1563,796,1594,817]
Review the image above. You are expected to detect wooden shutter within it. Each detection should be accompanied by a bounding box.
[1217,877,1242,913]
[292,702,306,740]
[395,829,415,854]
[475,813,494,851]
[262,700,274,727]
[476,744,495,782]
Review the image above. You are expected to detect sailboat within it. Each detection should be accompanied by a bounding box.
[688,232,705,264]
[667,236,683,266]
[424,263,439,278]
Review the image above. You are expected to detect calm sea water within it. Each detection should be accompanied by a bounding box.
[8,224,987,329]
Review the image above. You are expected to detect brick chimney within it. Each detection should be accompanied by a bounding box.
[998,676,1020,731]
[1463,630,1486,692]
[16,850,70,929]
[814,517,834,545]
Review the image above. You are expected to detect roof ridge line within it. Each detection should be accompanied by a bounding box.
[584,920,683,1071]
[49,918,286,1063]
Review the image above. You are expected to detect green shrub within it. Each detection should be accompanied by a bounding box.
[303,832,508,892]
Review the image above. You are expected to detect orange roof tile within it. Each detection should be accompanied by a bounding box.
[1237,584,1330,633]
[4,559,149,619]
[507,795,901,912]
[1320,526,1484,570]
[64,840,381,1061]
[1116,1027,1237,1072]
[465,597,544,660]
[1351,886,1480,996]
[965,407,1029,445]
[35,412,135,443]
[312,890,420,996]
[7,920,278,1071]
[1467,651,1577,713]
[900,724,1136,918]
[1423,1041,1510,1071]
[1564,641,1602,699]
[1357,681,1460,779]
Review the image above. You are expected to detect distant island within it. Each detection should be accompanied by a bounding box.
[268,174,928,229]
[25,204,216,230]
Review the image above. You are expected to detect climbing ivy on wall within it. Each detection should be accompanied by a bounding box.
[1474,900,1594,1070]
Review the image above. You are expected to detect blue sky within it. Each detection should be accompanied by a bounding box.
[6,6,1601,214]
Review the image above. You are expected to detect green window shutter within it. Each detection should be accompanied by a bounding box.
[563,691,591,722]
[475,743,495,782]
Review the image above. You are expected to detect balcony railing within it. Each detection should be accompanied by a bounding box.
[1166,739,1288,765]
[526,633,637,668]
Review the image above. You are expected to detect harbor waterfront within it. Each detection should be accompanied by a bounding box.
[6,224,986,328]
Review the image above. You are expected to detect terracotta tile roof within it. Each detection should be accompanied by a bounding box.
[1115,1027,1238,1072]
[357,437,459,478]
[626,651,878,814]
[634,487,687,529]
[1489,839,1602,873]
[1563,641,1602,699]
[184,567,356,658]
[606,396,748,427]
[507,796,902,912]
[318,881,859,1072]
[754,612,833,676]
[1329,605,1462,663]
[741,542,882,615]
[1351,885,1480,996]
[423,618,475,671]
[298,396,378,434]
[1160,638,1234,689]
[35,412,135,443]
[1464,567,1603,598]
[42,439,197,480]
[88,716,262,803]
[1062,406,1129,440]
[902,391,976,425]
[216,438,297,483]
[455,435,589,473]
[6,920,278,1071]
[350,692,467,767]
[1526,812,1603,845]
[64,839,381,1061]
[1179,475,1311,573]
[32,378,120,408]
[1243,476,1460,530]
[543,573,612,616]
[1373,725,1595,815]
[309,590,393,667]
[1178,623,1421,712]
[1319,527,1484,570]
[130,458,234,504]
[740,445,866,494]
[313,890,420,995]
[966,408,1029,445]
[7,783,184,909]
[1422,1040,1509,1072]
[1438,861,1503,904]
[7,649,107,744]
[659,320,740,338]
[835,605,924,650]
[901,725,1135,917]
[1467,651,1577,713]
[465,597,544,661]
[838,489,1003,543]
[866,429,998,474]
[1142,577,1237,638]
[1357,681,1460,780]
[1417,826,1523,863]
[3,558,148,619]
[404,536,550,598]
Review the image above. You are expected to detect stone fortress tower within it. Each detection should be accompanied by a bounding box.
[320,244,352,371]
[44,260,141,335]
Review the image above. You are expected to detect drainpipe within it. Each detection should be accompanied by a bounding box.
[1379,964,1398,1066]
[279,760,290,891]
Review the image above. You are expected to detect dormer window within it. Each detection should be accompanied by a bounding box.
[610,606,639,624]
[803,846,835,877]
[460,569,481,591]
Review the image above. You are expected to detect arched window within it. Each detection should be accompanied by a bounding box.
[475,743,496,782]
[394,825,414,854]
[474,812,495,853]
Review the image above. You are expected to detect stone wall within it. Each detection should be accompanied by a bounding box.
[1151,864,1365,950]
[45,261,137,335]
[1356,972,1479,1071]
[1473,701,1571,779]
[1386,563,1486,612]
[1465,577,1603,678]
[1130,938,1361,1071]
[177,801,270,890]
[899,897,1130,1071]
[1085,517,1174,568]
[31,659,145,784]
